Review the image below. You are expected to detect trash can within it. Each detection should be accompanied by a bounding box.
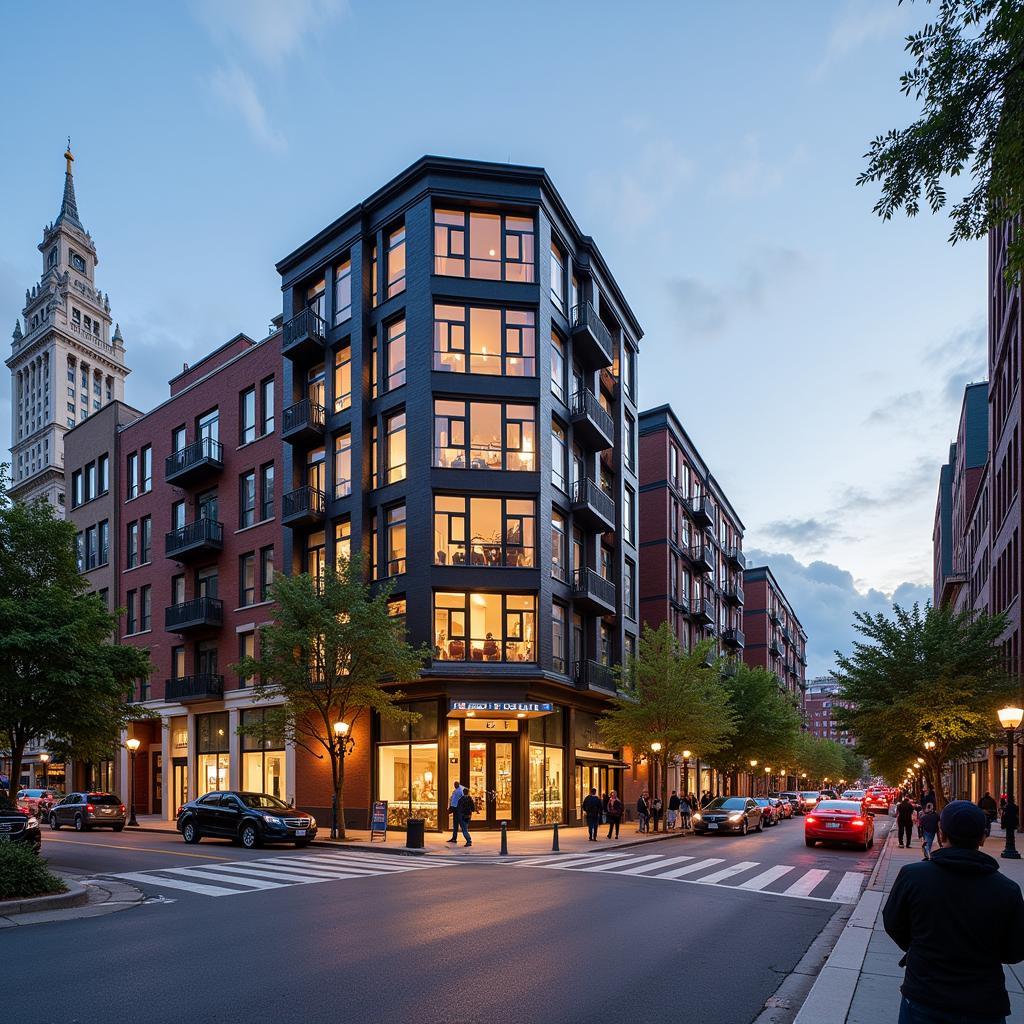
[406,818,425,849]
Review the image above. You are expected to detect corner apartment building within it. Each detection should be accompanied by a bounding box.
[275,156,642,830]
[742,565,806,696]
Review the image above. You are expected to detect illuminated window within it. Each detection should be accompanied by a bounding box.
[371,243,379,307]
[552,602,568,673]
[381,411,407,485]
[433,399,536,471]
[551,511,567,582]
[306,530,326,586]
[334,259,352,325]
[305,278,326,320]
[433,209,535,282]
[550,332,566,402]
[385,504,407,576]
[385,319,406,392]
[433,592,536,663]
[334,431,352,498]
[334,518,351,564]
[551,420,567,492]
[433,496,535,567]
[433,304,536,377]
[307,447,326,494]
[386,225,406,298]
[333,342,352,413]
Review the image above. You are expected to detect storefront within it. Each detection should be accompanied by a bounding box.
[573,709,626,823]
[196,711,230,797]
[241,708,287,801]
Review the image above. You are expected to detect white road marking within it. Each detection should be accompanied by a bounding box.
[783,868,830,897]
[112,872,243,897]
[737,865,795,891]
[574,854,666,872]
[694,861,760,885]
[654,857,725,878]
[160,866,288,890]
[617,855,695,875]
[830,870,865,903]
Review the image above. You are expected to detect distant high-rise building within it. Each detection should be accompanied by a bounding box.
[804,677,855,747]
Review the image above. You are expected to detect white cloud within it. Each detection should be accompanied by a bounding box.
[813,0,909,79]
[207,65,286,153]
[715,135,807,199]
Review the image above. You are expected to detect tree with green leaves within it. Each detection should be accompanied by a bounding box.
[858,0,1024,280]
[235,557,428,839]
[706,664,803,792]
[789,733,848,788]
[0,469,152,797]
[599,622,734,824]
[834,602,1016,808]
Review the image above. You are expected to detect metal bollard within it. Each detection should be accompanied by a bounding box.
[500,820,508,856]
[552,821,560,852]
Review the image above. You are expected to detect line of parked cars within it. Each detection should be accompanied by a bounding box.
[692,792,803,835]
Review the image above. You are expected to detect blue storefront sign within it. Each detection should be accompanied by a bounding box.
[449,701,554,714]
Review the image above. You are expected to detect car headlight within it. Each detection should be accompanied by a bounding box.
[263,815,283,826]
[692,813,702,822]
[728,813,743,821]
[26,816,38,828]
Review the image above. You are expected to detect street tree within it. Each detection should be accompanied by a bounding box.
[235,557,428,839]
[834,602,1015,808]
[0,471,151,795]
[599,622,734,823]
[789,733,847,788]
[858,0,1024,281]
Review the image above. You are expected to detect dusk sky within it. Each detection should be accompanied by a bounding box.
[0,1,987,676]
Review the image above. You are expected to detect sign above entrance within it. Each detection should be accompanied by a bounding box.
[449,701,553,716]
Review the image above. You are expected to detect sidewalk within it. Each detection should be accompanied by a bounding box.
[130,814,694,858]
[794,826,1024,1023]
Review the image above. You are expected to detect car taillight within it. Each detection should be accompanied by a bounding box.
[86,804,95,813]
[852,819,865,826]
[120,805,126,813]
[806,816,816,824]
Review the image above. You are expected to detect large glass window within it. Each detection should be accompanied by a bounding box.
[433,208,535,282]
[385,504,407,576]
[433,400,536,471]
[381,411,407,485]
[240,553,256,606]
[260,463,274,522]
[241,387,256,444]
[386,225,406,298]
[385,319,406,392]
[333,342,352,413]
[550,241,566,312]
[624,486,635,545]
[334,431,352,498]
[551,510,567,582]
[241,708,285,800]
[550,332,566,402]
[196,712,230,798]
[529,709,564,825]
[260,545,274,601]
[624,414,636,471]
[551,420,567,492]
[307,447,326,493]
[334,259,352,325]
[140,515,152,564]
[377,701,439,829]
[261,377,275,435]
[433,304,536,377]
[306,530,326,586]
[433,592,536,663]
[334,518,351,564]
[552,602,568,673]
[240,470,256,528]
[433,496,535,567]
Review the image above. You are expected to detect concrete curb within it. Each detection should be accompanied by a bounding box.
[0,877,87,917]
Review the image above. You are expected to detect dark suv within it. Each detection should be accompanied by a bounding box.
[177,791,317,849]
[0,795,42,852]
[49,792,126,831]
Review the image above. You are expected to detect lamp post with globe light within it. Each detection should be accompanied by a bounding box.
[650,742,663,830]
[330,721,355,841]
[997,706,1023,860]
[39,752,50,790]
[126,738,140,827]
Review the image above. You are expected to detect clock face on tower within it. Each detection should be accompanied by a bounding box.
[70,251,86,273]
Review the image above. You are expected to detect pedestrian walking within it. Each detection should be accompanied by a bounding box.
[606,790,623,839]
[978,791,998,837]
[883,800,1024,1024]
[896,794,915,849]
[919,803,939,860]
[446,779,464,844]
[667,790,680,830]
[636,792,650,833]
[456,787,475,846]
[679,793,692,830]
[651,796,663,832]
[1001,796,1019,844]
[582,787,603,841]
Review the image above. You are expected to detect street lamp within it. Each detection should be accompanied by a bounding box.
[650,742,663,830]
[39,752,50,790]
[682,749,692,800]
[997,705,1023,860]
[126,738,140,827]
[330,721,355,840]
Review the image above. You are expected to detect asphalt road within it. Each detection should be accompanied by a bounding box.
[3,814,893,1024]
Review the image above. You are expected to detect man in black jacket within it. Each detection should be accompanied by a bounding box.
[896,795,915,849]
[883,800,1024,1023]
[581,787,603,841]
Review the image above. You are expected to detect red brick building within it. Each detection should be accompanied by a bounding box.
[741,565,806,698]
[803,678,855,747]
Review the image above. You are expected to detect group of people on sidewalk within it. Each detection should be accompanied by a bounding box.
[580,788,718,839]
[446,781,476,847]
[894,789,1020,864]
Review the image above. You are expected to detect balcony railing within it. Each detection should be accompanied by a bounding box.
[165,674,224,703]
[165,518,224,561]
[724,581,744,605]
[725,545,746,570]
[689,598,713,623]
[282,486,326,527]
[282,308,326,359]
[769,637,783,656]
[165,596,224,634]
[571,478,616,532]
[687,495,715,529]
[722,627,745,649]
[689,543,715,574]
[165,437,223,486]
[570,388,614,450]
[282,397,326,442]
[570,302,614,369]
[572,567,616,614]
[574,658,616,693]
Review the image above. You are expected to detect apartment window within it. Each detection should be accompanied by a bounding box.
[307,447,326,494]
[305,278,326,320]
[126,590,137,634]
[198,408,219,445]
[371,242,379,308]
[98,520,109,566]
[127,452,139,499]
[75,532,85,573]
[141,446,152,492]
[85,462,97,501]
[172,425,186,454]
[385,318,406,392]
[334,259,352,325]
[239,631,256,687]
[261,377,274,435]
[552,602,568,673]
[241,386,256,444]
[624,558,636,618]
[550,332,566,402]
[433,496,536,567]
[624,414,636,472]
[85,526,97,570]
[333,342,352,413]
[433,208,536,282]
[331,431,351,499]
[624,486,635,545]
[140,585,152,632]
[433,399,536,471]
[240,553,256,606]
[386,224,406,298]
[551,420,568,493]
[571,527,584,575]
[551,511,568,582]
[127,521,139,569]
[433,304,537,377]
[259,463,274,522]
[385,504,407,576]
[550,241,566,312]
[306,530,326,586]
[307,361,326,410]
[240,470,256,528]
[72,470,83,508]
[98,453,109,494]
[171,501,186,532]
[171,574,185,606]
[382,411,407,485]
[140,515,152,564]
[433,592,536,662]
[260,546,274,602]
[623,344,636,402]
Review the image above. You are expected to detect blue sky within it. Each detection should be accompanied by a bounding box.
[0,1,986,676]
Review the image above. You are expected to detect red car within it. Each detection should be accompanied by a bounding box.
[864,789,890,814]
[804,799,875,851]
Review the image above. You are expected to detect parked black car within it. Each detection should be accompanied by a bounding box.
[49,792,126,831]
[177,791,317,849]
[0,794,42,852]
[692,797,763,835]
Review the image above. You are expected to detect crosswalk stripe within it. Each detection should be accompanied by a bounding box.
[516,853,608,868]
[112,871,244,897]
[187,863,353,884]
[783,868,830,897]
[654,857,725,879]
[694,860,760,885]
[240,859,374,878]
[160,866,288,890]
[737,865,795,891]
[830,871,865,903]
[574,853,666,872]
[273,853,423,872]
[616,855,695,876]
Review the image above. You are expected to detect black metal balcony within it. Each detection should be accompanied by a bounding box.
[574,658,616,693]
[571,479,616,533]
[282,486,326,527]
[165,437,223,487]
[724,581,744,605]
[670,592,691,616]
[722,627,745,649]
[725,545,746,570]
[282,397,326,443]
[689,542,715,574]
[282,308,326,360]
[570,302,614,369]
[687,495,715,529]
[768,637,783,657]
[572,567,616,616]
[769,607,783,626]
[165,674,224,703]
[570,388,614,450]
[782,625,793,645]
[689,598,713,624]
[165,518,224,562]
[165,596,224,634]
[797,650,807,666]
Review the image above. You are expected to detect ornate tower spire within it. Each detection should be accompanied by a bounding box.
[54,139,83,231]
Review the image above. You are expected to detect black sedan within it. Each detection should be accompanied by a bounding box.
[177,791,317,849]
[0,796,42,852]
[692,797,763,835]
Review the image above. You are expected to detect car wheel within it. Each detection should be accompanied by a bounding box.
[181,819,201,844]
[74,814,88,832]
[112,824,124,833]
[49,813,60,831]
[805,838,816,847]
[240,823,261,849]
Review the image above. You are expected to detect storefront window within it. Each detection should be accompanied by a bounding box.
[377,701,439,829]
[241,708,286,800]
[528,708,564,825]
[196,711,229,797]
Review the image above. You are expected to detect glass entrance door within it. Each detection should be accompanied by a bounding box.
[464,737,517,828]
[172,757,188,817]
